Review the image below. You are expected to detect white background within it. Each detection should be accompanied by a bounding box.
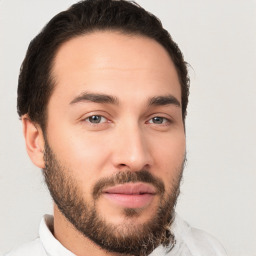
[0,0,255,255]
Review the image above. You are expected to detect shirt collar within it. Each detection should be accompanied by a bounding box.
[39,214,75,256]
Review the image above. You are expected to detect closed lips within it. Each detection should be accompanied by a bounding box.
[102,183,157,195]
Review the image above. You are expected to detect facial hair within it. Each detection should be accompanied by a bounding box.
[43,139,184,256]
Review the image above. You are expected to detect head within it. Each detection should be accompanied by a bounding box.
[19,1,189,255]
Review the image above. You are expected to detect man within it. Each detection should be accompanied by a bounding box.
[5,0,227,255]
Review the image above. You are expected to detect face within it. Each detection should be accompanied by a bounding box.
[43,31,186,255]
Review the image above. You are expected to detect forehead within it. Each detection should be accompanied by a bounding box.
[51,31,181,104]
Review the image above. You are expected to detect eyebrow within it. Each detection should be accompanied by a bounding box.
[70,92,119,105]
[148,95,181,107]
[70,92,180,108]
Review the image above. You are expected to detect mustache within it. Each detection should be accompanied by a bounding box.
[93,170,165,200]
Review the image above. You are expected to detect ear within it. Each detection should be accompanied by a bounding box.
[22,115,45,169]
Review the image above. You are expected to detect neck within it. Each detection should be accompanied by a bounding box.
[53,204,128,256]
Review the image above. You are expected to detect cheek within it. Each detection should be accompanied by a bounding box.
[46,124,112,187]
[150,131,185,181]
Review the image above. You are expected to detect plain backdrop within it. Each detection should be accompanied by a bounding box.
[0,1,255,255]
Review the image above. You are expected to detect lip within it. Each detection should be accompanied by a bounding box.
[102,183,156,209]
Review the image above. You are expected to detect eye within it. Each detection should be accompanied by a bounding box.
[85,115,107,124]
[148,116,169,124]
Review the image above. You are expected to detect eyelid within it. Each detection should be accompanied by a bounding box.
[78,110,112,121]
[146,112,173,122]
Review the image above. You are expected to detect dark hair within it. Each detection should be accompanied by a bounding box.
[17,0,189,131]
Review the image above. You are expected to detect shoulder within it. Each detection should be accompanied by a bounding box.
[173,215,227,256]
[184,226,228,256]
[3,238,46,256]
[151,214,228,256]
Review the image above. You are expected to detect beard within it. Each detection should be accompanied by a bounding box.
[43,139,184,256]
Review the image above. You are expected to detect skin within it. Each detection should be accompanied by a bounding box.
[22,31,186,256]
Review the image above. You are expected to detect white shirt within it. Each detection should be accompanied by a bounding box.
[4,214,227,256]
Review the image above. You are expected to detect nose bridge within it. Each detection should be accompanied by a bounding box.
[112,120,152,171]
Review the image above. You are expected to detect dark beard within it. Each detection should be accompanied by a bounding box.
[43,139,184,256]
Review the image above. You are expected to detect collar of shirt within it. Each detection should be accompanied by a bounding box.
[39,214,75,256]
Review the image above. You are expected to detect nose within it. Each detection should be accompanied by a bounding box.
[111,123,153,172]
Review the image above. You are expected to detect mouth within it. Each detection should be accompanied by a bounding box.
[102,183,157,209]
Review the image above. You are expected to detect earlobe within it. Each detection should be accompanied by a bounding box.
[22,115,45,169]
